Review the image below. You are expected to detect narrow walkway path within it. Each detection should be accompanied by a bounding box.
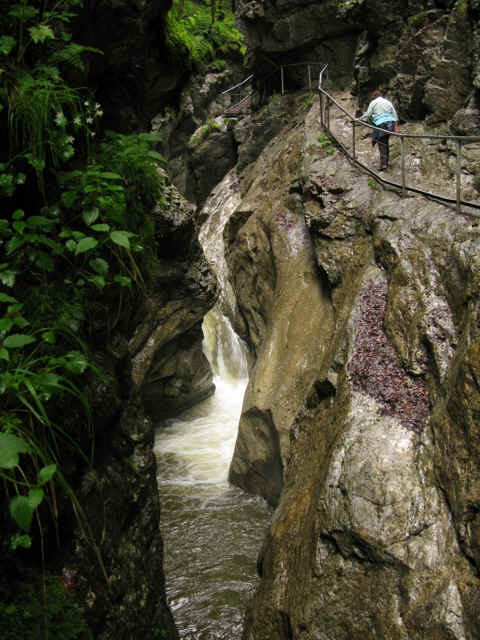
[321,90,480,214]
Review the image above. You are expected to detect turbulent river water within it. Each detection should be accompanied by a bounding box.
[154,171,271,639]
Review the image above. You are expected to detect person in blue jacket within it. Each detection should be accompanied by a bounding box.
[359,90,398,171]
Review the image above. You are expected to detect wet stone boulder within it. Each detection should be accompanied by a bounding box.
[225,95,480,639]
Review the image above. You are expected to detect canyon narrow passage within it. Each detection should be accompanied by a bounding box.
[154,311,271,639]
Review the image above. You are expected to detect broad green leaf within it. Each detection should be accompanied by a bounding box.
[0,318,14,332]
[91,223,110,232]
[24,154,45,171]
[0,348,9,361]
[114,274,132,288]
[26,215,55,228]
[110,230,132,249]
[6,235,26,254]
[61,190,77,207]
[3,333,36,348]
[0,293,17,303]
[64,350,88,374]
[0,36,16,56]
[72,231,85,240]
[90,275,106,289]
[100,171,123,180]
[65,239,76,252]
[8,5,39,21]
[38,464,56,485]
[12,221,26,233]
[147,150,166,162]
[10,496,34,532]
[0,433,31,469]
[0,268,17,287]
[28,24,55,43]
[12,209,24,220]
[39,373,61,387]
[27,487,44,510]
[82,207,99,226]
[89,257,109,275]
[7,303,22,314]
[41,330,56,344]
[10,533,32,550]
[75,236,98,255]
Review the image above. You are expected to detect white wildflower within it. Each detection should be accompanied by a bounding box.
[86,116,93,124]
[55,111,66,127]
[95,102,101,110]
[84,100,89,106]
[73,116,82,126]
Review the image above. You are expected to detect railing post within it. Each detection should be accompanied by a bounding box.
[308,64,312,92]
[319,91,323,127]
[400,136,406,197]
[456,139,462,214]
[352,119,356,160]
[281,65,284,95]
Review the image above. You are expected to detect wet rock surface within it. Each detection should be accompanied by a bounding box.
[224,92,480,638]
[236,0,479,128]
[69,180,215,639]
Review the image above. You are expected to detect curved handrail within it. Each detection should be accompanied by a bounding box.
[317,68,480,214]
[221,74,254,95]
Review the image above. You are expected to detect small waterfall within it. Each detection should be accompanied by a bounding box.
[203,307,248,382]
[154,171,270,639]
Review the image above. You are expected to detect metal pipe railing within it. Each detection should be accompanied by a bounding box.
[317,66,480,215]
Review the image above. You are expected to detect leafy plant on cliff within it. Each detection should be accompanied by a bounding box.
[0,575,88,640]
[190,118,221,145]
[166,0,245,70]
[0,0,165,562]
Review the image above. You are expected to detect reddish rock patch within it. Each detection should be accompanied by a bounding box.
[349,280,430,432]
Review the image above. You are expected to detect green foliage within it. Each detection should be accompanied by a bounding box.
[0,0,166,561]
[302,91,314,110]
[317,134,335,155]
[0,576,88,640]
[190,118,221,145]
[368,178,378,190]
[2,0,102,170]
[166,0,245,70]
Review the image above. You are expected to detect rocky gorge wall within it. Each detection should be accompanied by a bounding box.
[236,0,480,132]
[54,0,480,637]
[63,176,216,639]
[221,83,480,637]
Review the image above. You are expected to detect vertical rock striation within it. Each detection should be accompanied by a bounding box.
[225,92,480,637]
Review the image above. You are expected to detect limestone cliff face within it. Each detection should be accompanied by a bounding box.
[225,92,480,637]
[236,0,480,130]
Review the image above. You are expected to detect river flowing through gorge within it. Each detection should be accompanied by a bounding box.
[154,171,271,639]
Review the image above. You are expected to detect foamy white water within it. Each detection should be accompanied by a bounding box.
[155,376,247,488]
[154,368,270,640]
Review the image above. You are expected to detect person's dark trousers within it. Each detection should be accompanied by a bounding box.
[376,121,395,170]
[378,138,389,170]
